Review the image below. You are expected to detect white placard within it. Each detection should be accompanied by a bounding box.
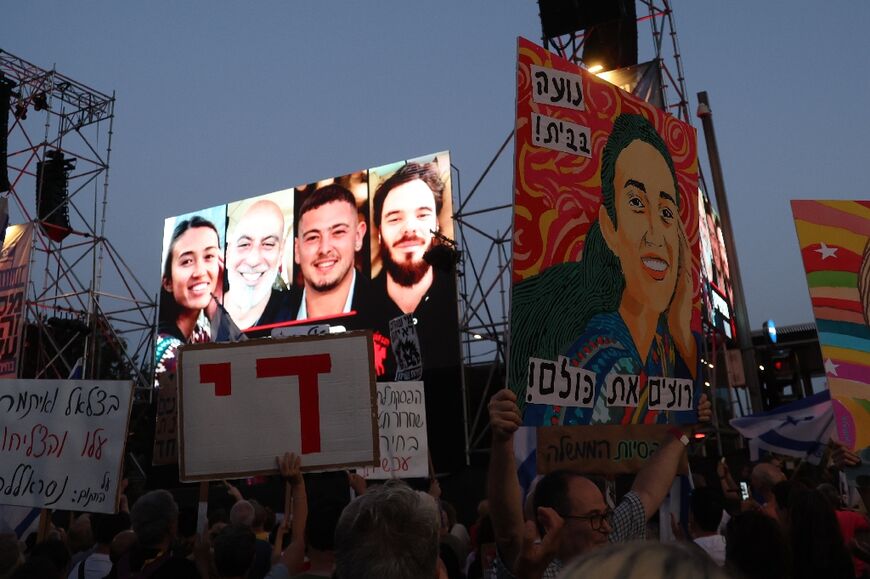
[178,331,378,481]
[530,65,585,111]
[0,379,133,513]
[531,112,592,157]
[525,356,595,408]
[647,376,695,411]
[360,381,428,480]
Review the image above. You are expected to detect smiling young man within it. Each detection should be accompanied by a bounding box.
[293,184,367,320]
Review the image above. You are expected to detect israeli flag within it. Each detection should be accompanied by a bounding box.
[730,390,833,464]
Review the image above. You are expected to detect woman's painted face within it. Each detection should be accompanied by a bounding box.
[162,226,220,311]
[604,139,679,314]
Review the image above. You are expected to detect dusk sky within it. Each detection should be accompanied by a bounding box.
[5,1,870,334]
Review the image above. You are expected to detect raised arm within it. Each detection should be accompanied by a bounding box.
[487,388,526,571]
[276,452,308,573]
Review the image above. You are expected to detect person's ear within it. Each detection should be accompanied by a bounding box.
[356,220,367,252]
[162,276,172,293]
[294,238,300,265]
[598,204,617,250]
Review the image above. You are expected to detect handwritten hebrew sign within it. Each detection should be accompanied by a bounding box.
[359,381,428,480]
[536,424,689,476]
[0,379,134,513]
[178,331,378,481]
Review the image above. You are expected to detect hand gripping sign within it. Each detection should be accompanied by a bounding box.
[177,330,378,481]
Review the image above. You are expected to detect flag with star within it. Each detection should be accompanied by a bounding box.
[791,200,870,452]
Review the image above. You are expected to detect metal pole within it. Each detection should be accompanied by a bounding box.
[696,91,763,414]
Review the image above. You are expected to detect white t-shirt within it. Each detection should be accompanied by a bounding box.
[67,552,112,579]
[693,534,727,566]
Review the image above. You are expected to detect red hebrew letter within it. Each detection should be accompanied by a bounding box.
[256,354,332,454]
[200,363,232,397]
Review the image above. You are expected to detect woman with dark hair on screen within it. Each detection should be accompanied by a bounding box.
[512,113,699,426]
[154,216,222,383]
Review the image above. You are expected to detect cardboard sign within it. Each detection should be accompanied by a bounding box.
[536,424,688,476]
[389,315,422,381]
[152,381,178,466]
[0,379,134,513]
[359,381,428,480]
[178,331,378,481]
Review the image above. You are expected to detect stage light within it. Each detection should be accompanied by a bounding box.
[36,149,75,242]
[587,64,604,74]
[759,365,765,371]
[14,100,27,120]
[32,92,48,111]
[424,230,461,272]
[473,333,483,340]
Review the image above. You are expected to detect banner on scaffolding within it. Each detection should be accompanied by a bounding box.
[509,37,702,429]
[0,224,33,379]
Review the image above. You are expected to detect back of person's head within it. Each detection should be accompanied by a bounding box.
[0,533,22,578]
[130,489,179,547]
[725,510,790,579]
[751,463,785,496]
[9,557,62,579]
[91,512,131,546]
[249,499,267,531]
[229,500,255,527]
[788,488,854,579]
[109,529,138,564]
[307,501,345,552]
[690,487,724,534]
[213,524,256,578]
[532,470,584,516]
[66,514,93,555]
[559,541,732,579]
[816,483,843,510]
[334,479,439,579]
[26,539,69,578]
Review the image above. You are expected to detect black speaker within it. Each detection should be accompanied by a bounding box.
[0,74,14,194]
[581,0,638,71]
[538,0,623,39]
[36,149,75,242]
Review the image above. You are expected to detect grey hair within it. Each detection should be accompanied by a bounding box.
[130,490,179,547]
[334,479,440,579]
[559,541,732,579]
[230,500,255,527]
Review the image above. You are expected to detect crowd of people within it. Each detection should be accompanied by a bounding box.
[2,395,869,579]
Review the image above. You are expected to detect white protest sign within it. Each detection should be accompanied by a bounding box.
[0,379,133,513]
[178,331,378,481]
[360,381,428,480]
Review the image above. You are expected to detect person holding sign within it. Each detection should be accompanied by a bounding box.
[514,113,699,426]
[486,388,711,579]
[155,216,222,383]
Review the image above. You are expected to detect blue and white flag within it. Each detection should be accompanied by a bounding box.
[730,390,833,464]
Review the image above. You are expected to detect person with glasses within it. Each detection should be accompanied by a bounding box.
[486,388,711,579]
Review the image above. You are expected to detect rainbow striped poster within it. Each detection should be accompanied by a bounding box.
[792,200,870,451]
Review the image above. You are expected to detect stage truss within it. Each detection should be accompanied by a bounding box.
[0,49,156,390]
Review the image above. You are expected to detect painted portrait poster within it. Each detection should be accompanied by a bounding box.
[510,37,701,427]
[791,200,870,453]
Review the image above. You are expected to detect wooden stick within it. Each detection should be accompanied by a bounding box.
[37,509,51,542]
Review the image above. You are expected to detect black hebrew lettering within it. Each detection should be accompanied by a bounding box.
[649,378,661,407]
[581,373,594,405]
[534,70,549,97]
[545,435,610,464]
[607,376,622,405]
[570,81,583,107]
[544,121,559,145]
[682,382,693,408]
[559,358,572,400]
[577,131,590,154]
[539,361,556,395]
[667,380,678,409]
[551,77,566,103]
[408,436,419,451]
[626,375,639,406]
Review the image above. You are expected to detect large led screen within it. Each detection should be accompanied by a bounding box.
[155,151,464,471]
